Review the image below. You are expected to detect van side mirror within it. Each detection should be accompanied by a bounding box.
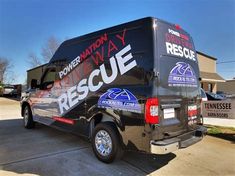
[31,79,39,89]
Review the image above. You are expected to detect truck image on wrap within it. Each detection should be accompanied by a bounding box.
[21,17,206,163]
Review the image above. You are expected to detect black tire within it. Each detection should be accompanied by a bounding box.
[91,122,123,163]
[23,105,35,129]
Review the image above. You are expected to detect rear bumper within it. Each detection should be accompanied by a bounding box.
[150,126,207,154]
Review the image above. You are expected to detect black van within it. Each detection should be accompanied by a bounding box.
[21,17,206,163]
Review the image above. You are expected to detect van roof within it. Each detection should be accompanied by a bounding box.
[49,17,188,64]
[49,17,156,63]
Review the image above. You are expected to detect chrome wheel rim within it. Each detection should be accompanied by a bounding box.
[24,107,29,126]
[95,130,112,156]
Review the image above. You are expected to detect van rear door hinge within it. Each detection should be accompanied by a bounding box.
[153,68,159,77]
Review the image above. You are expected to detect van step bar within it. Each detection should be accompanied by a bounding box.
[180,136,202,148]
[150,126,207,154]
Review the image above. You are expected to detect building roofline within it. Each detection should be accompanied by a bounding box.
[27,63,48,72]
[196,51,217,61]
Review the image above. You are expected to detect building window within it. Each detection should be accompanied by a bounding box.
[208,83,212,92]
[201,83,203,89]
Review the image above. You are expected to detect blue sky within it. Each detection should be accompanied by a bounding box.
[0,0,234,84]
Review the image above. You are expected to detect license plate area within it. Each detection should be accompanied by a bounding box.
[163,108,175,119]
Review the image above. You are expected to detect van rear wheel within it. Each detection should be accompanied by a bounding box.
[91,122,123,163]
[23,105,35,129]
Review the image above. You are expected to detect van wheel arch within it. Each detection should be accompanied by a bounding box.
[89,113,122,138]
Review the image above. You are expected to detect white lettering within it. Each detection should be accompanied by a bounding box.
[166,42,173,54]
[190,50,195,61]
[172,44,179,56]
[168,29,180,37]
[100,56,118,84]
[58,93,69,114]
[77,79,88,100]
[59,72,64,79]
[67,85,79,107]
[59,56,81,79]
[116,44,136,75]
[58,44,136,114]
[88,69,103,92]
[166,42,195,61]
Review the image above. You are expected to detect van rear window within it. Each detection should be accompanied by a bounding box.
[157,22,197,62]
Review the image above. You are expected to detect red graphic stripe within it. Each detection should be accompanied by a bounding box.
[188,109,197,117]
[180,33,189,41]
[52,116,75,125]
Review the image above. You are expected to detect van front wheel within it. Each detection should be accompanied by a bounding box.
[91,122,123,163]
[23,105,35,129]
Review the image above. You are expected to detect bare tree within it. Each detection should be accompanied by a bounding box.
[27,52,42,67]
[5,71,16,84]
[41,36,61,63]
[0,57,11,84]
[27,36,61,69]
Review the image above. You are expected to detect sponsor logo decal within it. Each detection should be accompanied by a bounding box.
[98,88,141,113]
[168,62,197,87]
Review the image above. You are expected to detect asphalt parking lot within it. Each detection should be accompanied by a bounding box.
[0,97,235,176]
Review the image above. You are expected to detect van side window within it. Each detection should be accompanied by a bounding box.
[41,68,56,90]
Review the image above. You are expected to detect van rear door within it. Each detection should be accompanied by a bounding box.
[153,20,201,140]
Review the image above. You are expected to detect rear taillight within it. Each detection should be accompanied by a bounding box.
[145,98,159,124]
[188,105,197,117]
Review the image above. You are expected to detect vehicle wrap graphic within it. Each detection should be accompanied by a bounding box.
[165,28,196,62]
[52,28,140,115]
[168,62,197,87]
[29,28,138,116]
[21,18,206,158]
[58,44,137,114]
[98,88,141,113]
